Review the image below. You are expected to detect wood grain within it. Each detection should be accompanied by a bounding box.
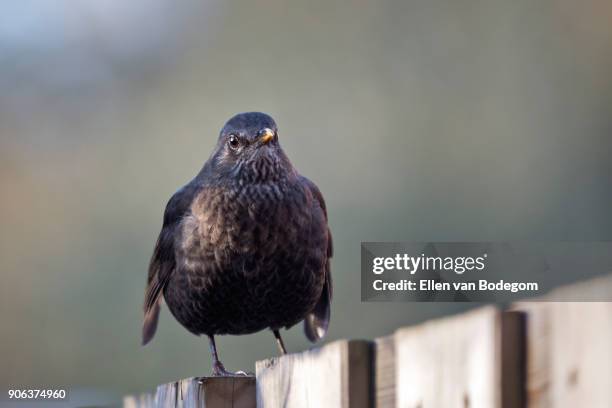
[395,306,524,408]
[515,275,612,408]
[256,340,372,408]
[375,335,395,408]
[124,376,255,408]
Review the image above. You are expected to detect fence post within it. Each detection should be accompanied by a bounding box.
[374,335,395,408]
[394,306,525,408]
[515,275,612,407]
[256,339,372,408]
[123,377,256,408]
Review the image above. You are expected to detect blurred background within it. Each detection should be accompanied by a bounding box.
[1,0,611,404]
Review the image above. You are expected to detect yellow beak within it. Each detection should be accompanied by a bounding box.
[260,128,274,144]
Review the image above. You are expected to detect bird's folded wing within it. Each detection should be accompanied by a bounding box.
[142,183,201,345]
[300,176,333,342]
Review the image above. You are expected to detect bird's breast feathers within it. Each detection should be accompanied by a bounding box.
[177,180,320,269]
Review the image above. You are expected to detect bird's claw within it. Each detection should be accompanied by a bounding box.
[212,362,253,377]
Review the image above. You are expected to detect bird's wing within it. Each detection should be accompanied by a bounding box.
[142,183,200,345]
[300,176,333,343]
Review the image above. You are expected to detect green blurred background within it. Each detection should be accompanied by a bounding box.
[1,0,611,403]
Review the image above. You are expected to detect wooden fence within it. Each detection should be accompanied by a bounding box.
[124,275,612,408]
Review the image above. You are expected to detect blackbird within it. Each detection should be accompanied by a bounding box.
[142,112,332,375]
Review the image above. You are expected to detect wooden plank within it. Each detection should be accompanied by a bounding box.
[374,335,395,408]
[515,275,612,407]
[255,340,372,408]
[123,377,256,408]
[516,302,612,407]
[395,306,524,408]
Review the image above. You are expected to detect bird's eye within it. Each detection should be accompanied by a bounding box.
[227,134,240,150]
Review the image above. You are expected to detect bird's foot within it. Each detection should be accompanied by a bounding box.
[211,361,253,377]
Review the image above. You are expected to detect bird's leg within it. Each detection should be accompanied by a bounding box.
[273,329,287,355]
[207,335,251,376]
[208,335,228,375]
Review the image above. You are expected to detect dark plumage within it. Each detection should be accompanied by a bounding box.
[142,112,332,375]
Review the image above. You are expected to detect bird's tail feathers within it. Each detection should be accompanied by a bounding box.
[303,312,328,343]
[142,299,161,346]
[303,284,331,342]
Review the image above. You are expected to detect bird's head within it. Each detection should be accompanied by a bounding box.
[209,112,294,183]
